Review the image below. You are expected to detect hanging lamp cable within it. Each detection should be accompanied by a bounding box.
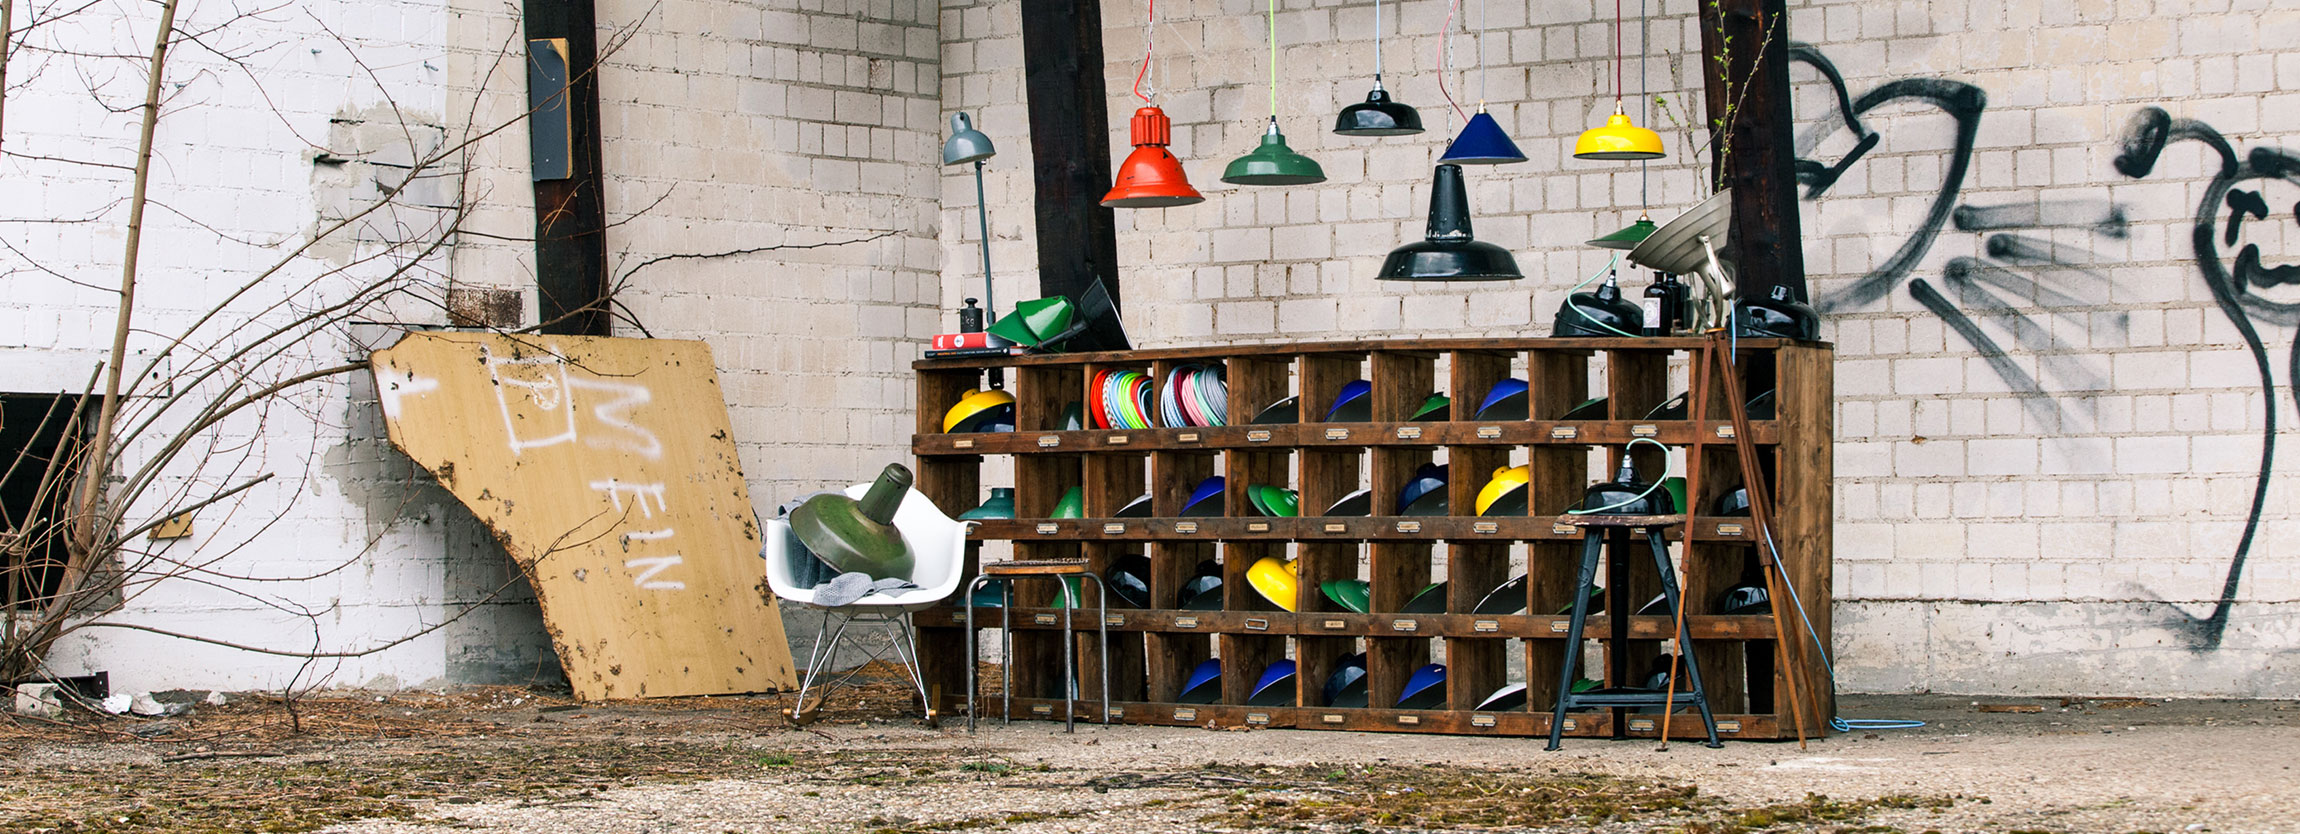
[1372,0,1382,81]
[1131,0,1155,103]
[1437,0,1465,121]
[1612,0,1624,104]
[1475,0,1486,106]
[1265,0,1278,119]
[1638,0,1648,210]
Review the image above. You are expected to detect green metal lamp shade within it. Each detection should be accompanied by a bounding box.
[942,113,996,165]
[1587,216,1658,250]
[984,296,1074,347]
[788,463,916,581]
[1378,164,1521,281]
[1223,118,1326,186]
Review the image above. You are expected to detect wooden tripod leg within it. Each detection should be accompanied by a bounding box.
[1711,336,1812,748]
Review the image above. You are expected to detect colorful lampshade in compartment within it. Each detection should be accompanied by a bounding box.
[1159,363,1229,427]
[1090,368,1157,429]
[1247,556,1299,611]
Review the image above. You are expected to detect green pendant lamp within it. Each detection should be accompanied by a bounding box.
[1574,0,1666,161]
[1588,213,1658,249]
[1223,0,1324,186]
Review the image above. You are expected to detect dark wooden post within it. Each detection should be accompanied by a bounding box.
[1018,0,1121,308]
[526,0,612,336]
[1697,0,1806,302]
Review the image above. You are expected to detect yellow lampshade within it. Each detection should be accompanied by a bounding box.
[1573,110,1665,161]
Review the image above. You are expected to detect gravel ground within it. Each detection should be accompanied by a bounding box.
[5,686,2294,834]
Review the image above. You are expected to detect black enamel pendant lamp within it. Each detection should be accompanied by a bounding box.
[1223,0,1324,185]
[1333,0,1421,136]
[1378,164,1522,281]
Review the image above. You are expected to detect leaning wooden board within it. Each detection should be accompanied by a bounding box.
[370,332,796,700]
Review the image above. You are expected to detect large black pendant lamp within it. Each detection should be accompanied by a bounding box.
[1223,0,1324,185]
[1378,164,1521,281]
[1333,0,1421,136]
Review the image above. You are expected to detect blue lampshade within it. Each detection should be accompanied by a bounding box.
[1439,110,1526,165]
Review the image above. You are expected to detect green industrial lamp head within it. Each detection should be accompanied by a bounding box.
[789,463,916,581]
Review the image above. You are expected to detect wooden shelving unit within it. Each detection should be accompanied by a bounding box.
[908,337,1833,740]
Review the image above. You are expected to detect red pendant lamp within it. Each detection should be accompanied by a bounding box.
[1103,0,1205,208]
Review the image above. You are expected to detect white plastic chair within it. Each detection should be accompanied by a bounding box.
[763,483,968,722]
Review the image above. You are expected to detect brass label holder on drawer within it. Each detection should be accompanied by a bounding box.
[1324,428,1350,441]
[1716,720,1742,733]
[1037,435,1061,447]
[1476,426,1503,439]
[1471,714,1496,727]
[1104,614,1126,627]
[1395,521,1421,533]
[1106,434,1129,445]
[1174,521,1198,534]
[1103,523,1127,535]
[1473,620,1499,633]
[1718,522,1746,536]
[1174,616,1199,629]
[1032,704,1053,716]
[1177,431,1200,442]
[1032,613,1056,625]
[1036,523,1059,535]
[1245,618,1270,631]
[1390,619,1418,633]
[1550,426,1579,440]
[1395,426,1421,440]
[1323,522,1347,533]
[1715,424,1736,439]
[953,438,976,449]
[1396,715,1420,726]
[1172,708,1196,722]
[1473,521,1498,534]
[1246,713,1271,725]
[1321,619,1347,630]
[1247,429,1272,442]
[1247,522,1270,533]
[1321,714,1345,725]
[1630,424,1658,438]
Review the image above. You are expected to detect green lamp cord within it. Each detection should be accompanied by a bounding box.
[1565,437,1670,515]
[1265,0,1277,119]
[1565,252,1643,338]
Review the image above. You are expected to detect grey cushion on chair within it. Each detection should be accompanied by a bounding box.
[768,494,846,590]
[813,573,922,607]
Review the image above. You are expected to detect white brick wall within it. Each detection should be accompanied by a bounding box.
[942,0,2300,696]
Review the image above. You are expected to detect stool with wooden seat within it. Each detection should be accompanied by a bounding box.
[964,559,1109,732]
[1546,514,1722,750]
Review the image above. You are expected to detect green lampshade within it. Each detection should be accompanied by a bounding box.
[1588,216,1658,250]
[1223,118,1326,186]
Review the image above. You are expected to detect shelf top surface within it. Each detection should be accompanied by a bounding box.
[916,335,1830,370]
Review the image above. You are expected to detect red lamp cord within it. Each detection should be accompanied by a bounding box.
[1132,0,1154,103]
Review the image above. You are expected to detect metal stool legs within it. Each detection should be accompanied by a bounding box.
[964,573,1110,733]
[1546,526,1722,750]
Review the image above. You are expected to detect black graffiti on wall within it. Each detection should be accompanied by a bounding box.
[1788,46,2298,651]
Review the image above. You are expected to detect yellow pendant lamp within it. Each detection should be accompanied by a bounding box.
[1574,0,1664,161]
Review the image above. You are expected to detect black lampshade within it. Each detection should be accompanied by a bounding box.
[1334,85,1423,136]
[1378,165,1521,282]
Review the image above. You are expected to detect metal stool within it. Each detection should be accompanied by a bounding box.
[964,559,1110,732]
[1547,517,1722,750]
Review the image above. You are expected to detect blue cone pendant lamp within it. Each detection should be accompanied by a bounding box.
[1378,164,1521,281]
[1439,107,1526,165]
[1225,117,1326,185]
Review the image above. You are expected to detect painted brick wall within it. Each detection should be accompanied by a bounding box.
[941,0,2300,696]
[9,0,948,693]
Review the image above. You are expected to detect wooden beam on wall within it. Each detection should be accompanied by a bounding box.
[1697,0,1807,303]
[525,0,612,336]
[1017,0,1121,309]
